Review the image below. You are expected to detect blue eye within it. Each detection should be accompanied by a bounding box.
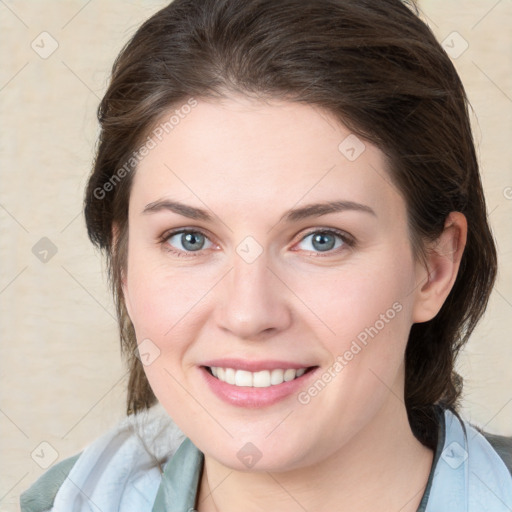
[164,230,214,255]
[160,228,353,258]
[296,229,351,254]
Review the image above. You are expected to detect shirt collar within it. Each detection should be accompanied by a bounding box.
[152,437,204,512]
[416,406,446,511]
[151,407,447,512]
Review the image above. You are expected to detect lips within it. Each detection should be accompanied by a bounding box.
[201,358,314,372]
[199,359,319,408]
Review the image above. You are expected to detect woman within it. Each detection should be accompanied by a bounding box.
[20,0,512,510]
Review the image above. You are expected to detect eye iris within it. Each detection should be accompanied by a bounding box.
[312,232,335,251]
[182,232,204,251]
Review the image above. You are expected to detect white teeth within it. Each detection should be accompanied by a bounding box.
[253,370,270,387]
[209,367,309,387]
[235,370,252,387]
[225,367,236,385]
[283,369,296,382]
[270,369,284,385]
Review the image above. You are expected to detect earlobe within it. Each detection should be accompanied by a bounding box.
[412,212,467,323]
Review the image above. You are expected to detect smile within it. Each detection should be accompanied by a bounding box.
[200,362,319,408]
[207,366,309,387]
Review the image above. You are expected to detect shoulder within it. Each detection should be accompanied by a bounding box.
[427,408,512,512]
[20,403,186,512]
[451,410,512,481]
[481,430,512,475]
[20,453,81,512]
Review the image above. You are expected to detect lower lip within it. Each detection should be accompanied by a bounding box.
[199,366,318,408]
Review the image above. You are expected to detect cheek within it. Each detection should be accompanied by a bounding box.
[299,250,416,398]
[124,240,212,337]
[125,229,416,365]
[293,254,413,342]
[124,254,208,407]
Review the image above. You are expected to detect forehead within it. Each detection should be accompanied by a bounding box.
[131,96,404,224]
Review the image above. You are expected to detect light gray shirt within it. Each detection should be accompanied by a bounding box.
[20,403,512,511]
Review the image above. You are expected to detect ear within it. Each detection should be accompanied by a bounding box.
[412,212,467,323]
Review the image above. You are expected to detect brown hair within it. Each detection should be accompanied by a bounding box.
[84,0,497,449]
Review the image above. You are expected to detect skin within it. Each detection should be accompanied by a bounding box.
[121,95,467,512]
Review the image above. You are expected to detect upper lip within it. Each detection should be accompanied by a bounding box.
[201,358,316,372]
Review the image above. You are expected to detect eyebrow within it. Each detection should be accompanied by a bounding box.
[280,200,376,222]
[143,199,213,221]
[142,199,376,222]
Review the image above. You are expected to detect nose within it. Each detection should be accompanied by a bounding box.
[214,251,293,341]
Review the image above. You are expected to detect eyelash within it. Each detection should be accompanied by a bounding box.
[158,227,355,258]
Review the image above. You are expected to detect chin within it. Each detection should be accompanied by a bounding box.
[200,434,317,473]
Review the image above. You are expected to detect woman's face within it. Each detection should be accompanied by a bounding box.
[123,95,427,471]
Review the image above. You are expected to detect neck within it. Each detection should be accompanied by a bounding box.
[196,394,434,512]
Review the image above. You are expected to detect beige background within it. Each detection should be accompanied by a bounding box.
[0,1,511,510]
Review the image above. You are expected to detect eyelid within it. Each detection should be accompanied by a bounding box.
[159,226,355,257]
[297,227,354,244]
[159,227,217,256]
[160,227,213,242]
[291,227,355,255]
